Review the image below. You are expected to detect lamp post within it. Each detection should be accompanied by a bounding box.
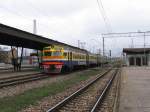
[143,32,146,65]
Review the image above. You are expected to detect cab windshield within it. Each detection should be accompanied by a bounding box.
[44,52,52,56]
[44,51,62,56]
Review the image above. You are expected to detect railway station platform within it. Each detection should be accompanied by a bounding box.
[119,67,150,112]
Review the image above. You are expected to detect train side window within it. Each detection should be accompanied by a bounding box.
[74,54,77,59]
[70,52,72,60]
[76,54,78,59]
[63,52,67,57]
[74,54,76,59]
[44,52,52,56]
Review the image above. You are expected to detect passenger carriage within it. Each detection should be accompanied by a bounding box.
[88,54,98,66]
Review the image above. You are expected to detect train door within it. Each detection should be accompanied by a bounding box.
[86,53,89,66]
[70,52,73,69]
[67,52,72,70]
[68,52,69,63]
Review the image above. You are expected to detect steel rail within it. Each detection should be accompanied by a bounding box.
[0,73,49,88]
[90,69,118,112]
[0,73,41,81]
[0,67,91,81]
[0,67,99,88]
[0,74,45,84]
[46,69,112,112]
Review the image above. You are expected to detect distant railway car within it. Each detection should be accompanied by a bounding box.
[96,54,101,66]
[88,54,98,66]
[42,45,87,73]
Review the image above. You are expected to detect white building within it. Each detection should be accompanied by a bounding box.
[123,48,150,66]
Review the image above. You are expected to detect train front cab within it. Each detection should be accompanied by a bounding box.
[42,46,64,73]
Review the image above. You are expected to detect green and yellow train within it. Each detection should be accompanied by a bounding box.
[41,45,102,73]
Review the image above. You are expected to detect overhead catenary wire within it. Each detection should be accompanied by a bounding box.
[101,29,150,56]
[102,31,150,38]
[96,0,112,33]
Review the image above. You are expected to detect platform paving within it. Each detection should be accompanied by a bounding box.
[119,67,150,112]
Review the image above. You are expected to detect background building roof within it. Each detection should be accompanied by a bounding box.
[123,48,150,54]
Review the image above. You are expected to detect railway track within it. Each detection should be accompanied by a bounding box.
[47,68,118,112]
[93,69,121,112]
[0,67,103,89]
[0,73,49,88]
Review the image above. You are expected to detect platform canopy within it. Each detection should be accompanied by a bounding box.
[0,23,84,51]
[123,48,150,54]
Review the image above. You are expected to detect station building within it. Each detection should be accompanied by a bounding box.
[123,48,150,66]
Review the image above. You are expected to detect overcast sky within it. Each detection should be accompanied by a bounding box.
[1,0,150,56]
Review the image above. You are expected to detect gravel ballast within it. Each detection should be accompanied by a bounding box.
[21,69,106,112]
[0,72,80,98]
[0,68,105,112]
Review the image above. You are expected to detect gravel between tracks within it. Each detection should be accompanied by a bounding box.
[0,71,86,98]
[0,68,103,98]
[96,70,121,112]
[21,70,107,112]
[57,70,114,112]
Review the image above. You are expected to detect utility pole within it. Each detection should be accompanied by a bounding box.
[101,36,105,68]
[102,37,105,56]
[109,50,111,57]
[144,32,146,65]
[109,50,111,62]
